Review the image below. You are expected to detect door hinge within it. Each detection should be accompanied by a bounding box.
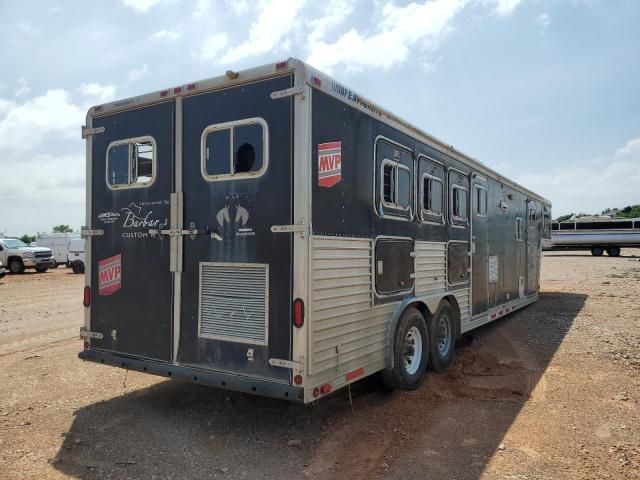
[271,224,308,235]
[269,358,303,371]
[81,126,105,139]
[270,85,306,100]
[80,327,104,339]
[81,228,104,238]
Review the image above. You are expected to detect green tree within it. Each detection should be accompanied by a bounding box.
[617,205,640,218]
[52,224,73,233]
[555,214,573,223]
[19,234,35,244]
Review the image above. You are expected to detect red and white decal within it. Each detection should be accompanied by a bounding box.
[318,141,342,187]
[98,254,122,296]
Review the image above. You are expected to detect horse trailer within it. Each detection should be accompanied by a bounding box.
[79,58,551,403]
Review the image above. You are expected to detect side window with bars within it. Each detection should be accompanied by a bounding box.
[417,155,445,224]
[375,138,413,220]
[449,168,470,227]
[106,137,156,189]
[473,185,487,216]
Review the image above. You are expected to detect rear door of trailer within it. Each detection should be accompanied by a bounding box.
[89,74,294,382]
[177,74,294,382]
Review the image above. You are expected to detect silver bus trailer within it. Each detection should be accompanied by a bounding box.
[548,218,640,257]
[79,58,551,403]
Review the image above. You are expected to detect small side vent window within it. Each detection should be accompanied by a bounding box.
[452,185,468,222]
[422,175,444,217]
[473,185,487,216]
[202,118,268,181]
[107,137,156,189]
[381,160,410,209]
[516,217,524,241]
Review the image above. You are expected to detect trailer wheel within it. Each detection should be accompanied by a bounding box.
[606,247,621,257]
[591,247,604,256]
[382,308,429,391]
[8,258,24,274]
[428,300,456,372]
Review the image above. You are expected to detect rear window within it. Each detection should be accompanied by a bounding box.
[202,118,268,180]
[106,137,156,189]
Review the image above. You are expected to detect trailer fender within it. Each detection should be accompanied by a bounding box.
[385,294,447,369]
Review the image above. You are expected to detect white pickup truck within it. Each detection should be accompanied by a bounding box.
[0,238,55,273]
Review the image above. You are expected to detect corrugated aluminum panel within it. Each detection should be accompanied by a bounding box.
[309,236,394,379]
[198,263,268,345]
[414,241,446,294]
[455,287,471,326]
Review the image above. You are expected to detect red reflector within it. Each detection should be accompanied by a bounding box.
[293,298,305,328]
[160,89,168,97]
[187,83,196,91]
[275,61,287,70]
[173,86,182,94]
[294,374,303,385]
[312,387,319,398]
[83,340,89,350]
[320,383,332,395]
[345,367,364,382]
[83,286,91,307]
[312,76,321,87]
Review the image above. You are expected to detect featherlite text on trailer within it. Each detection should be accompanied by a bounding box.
[79,59,551,403]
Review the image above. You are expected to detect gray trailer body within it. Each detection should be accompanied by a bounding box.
[79,59,550,403]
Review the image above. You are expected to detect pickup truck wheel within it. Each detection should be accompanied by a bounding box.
[35,265,48,273]
[591,247,604,256]
[606,247,621,257]
[9,259,25,274]
[382,308,429,391]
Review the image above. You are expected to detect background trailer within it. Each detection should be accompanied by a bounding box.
[79,59,551,403]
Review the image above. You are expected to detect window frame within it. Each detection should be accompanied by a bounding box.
[528,203,537,228]
[200,117,269,182]
[105,135,157,190]
[380,158,411,212]
[516,217,524,241]
[451,184,469,224]
[473,184,488,217]
[417,154,445,225]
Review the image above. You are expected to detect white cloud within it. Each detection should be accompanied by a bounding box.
[151,29,181,41]
[485,0,522,16]
[194,0,212,17]
[79,83,117,103]
[219,0,307,63]
[536,13,550,33]
[224,0,250,15]
[307,0,468,73]
[199,33,230,60]
[17,21,40,35]
[127,64,149,82]
[122,0,165,13]
[517,138,640,216]
[307,0,355,45]
[15,79,31,98]
[0,90,85,152]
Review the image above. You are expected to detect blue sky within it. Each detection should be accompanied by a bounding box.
[0,0,639,234]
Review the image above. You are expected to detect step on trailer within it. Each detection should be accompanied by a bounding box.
[79,59,551,403]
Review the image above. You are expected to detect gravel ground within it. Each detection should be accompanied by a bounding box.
[0,251,638,479]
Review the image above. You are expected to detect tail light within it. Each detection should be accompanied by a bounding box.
[292,298,304,328]
[83,286,91,307]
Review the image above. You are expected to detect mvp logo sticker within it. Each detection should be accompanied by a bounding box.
[318,141,342,187]
[98,254,122,296]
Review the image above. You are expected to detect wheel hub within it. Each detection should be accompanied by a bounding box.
[403,326,423,375]
[437,315,451,356]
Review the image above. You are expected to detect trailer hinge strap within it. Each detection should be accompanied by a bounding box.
[271,224,308,234]
[81,126,105,139]
[270,85,306,100]
[80,327,104,340]
[81,228,104,238]
[269,358,303,370]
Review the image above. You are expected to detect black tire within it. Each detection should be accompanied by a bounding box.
[35,265,48,273]
[382,308,429,391]
[50,260,57,269]
[8,259,24,274]
[428,300,456,372]
[71,261,85,274]
[606,247,621,257]
[591,247,604,256]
